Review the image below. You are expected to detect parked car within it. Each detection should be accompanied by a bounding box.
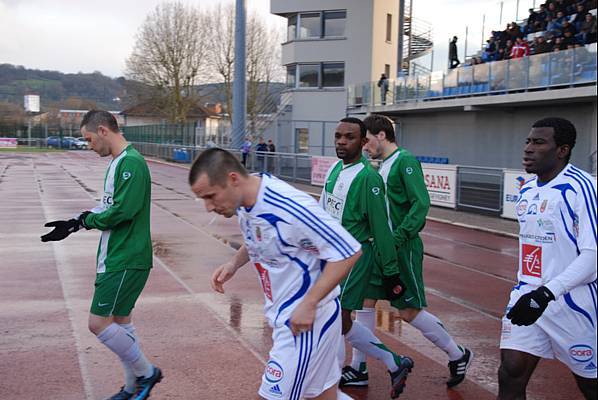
[46,136,61,148]
[70,138,88,150]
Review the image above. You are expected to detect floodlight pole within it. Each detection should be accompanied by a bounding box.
[232,0,247,150]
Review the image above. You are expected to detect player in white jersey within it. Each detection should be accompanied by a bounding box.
[189,148,362,400]
[499,118,597,400]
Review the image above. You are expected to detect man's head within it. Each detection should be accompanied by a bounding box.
[452,36,458,42]
[80,110,120,157]
[189,148,249,218]
[363,115,395,160]
[523,117,576,176]
[259,137,265,144]
[335,117,366,163]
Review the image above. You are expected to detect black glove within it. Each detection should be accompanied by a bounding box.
[507,286,555,326]
[383,274,406,301]
[40,212,91,242]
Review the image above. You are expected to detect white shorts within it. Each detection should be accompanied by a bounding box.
[259,298,342,400]
[500,281,598,379]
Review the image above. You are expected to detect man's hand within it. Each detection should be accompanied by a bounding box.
[210,262,238,294]
[507,286,555,326]
[78,211,92,229]
[384,274,405,301]
[289,299,317,336]
[41,218,81,242]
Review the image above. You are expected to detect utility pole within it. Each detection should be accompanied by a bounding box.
[397,0,405,77]
[232,0,246,150]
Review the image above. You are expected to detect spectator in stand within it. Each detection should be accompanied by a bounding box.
[562,20,578,36]
[546,15,563,36]
[554,36,565,50]
[561,29,580,47]
[537,4,549,22]
[572,3,589,30]
[510,37,531,58]
[504,39,515,59]
[578,13,598,44]
[483,37,498,61]
[240,136,252,167]
[495,47,507,61]
[534,35,554,54]
[507,22,524,41]
[547,2,557,19]
[266,139,276,173]
[449,36,460,69]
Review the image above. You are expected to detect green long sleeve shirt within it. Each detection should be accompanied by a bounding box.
[84,145,153,273]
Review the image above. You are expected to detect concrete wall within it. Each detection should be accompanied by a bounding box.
[370,0,399,82]
[395,102,597,173]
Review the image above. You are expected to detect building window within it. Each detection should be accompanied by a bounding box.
[323,10,346,37]
[322,63,345,87]
[296,128,309,153]
[385,64,390,78]
[298,64,320,87]
[386,13,392,42]
[298,12,321,39]
[286,62,345,89]
[287,14,297,41]
[286,65,296,88]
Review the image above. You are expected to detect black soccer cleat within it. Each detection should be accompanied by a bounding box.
[447,347,473,388]
[105,386,134,400]
[339,365,369,387]
[389,356,414,398]
[133,366,163,400]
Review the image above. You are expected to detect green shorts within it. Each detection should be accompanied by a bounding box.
[340,242,374,311]
[365,237,427,310]
[90,269,150,317]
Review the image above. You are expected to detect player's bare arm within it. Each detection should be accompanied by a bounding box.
[211,245,250,293]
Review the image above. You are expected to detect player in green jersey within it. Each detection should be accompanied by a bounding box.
[342,114,472,389]
[40,110,161,400]
[321,117,414,399]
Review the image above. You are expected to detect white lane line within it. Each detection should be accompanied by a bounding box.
[34,162,94,400]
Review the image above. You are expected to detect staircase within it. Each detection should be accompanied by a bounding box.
[402,3,434,75]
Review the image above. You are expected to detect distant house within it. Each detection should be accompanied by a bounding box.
[120,101,228,146]
[59,109,124,134]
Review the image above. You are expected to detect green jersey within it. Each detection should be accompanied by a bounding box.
[378,148,430,246]
[321,156,398,276]
[84,145,153,273]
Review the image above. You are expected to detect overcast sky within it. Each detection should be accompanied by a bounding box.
[0,0,537,78]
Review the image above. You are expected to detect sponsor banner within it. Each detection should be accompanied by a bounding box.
[502,170,535,219]
[422,164,457,208]
[310,156,337,186]
[0,138,17,148]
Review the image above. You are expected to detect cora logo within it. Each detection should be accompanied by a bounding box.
[265,360,284,383]
[516,199,529,217]
[569,345,594,362]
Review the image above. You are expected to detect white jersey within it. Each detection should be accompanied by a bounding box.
[237,174,361,328]
[515,164,597,286]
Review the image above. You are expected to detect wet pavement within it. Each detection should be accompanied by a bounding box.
[0,151,581,400]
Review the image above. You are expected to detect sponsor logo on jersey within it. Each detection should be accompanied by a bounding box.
[255,226,262,241]
[265,360,284,383]
[516,199,528,217]
[122,171,131,180]
[255,263,273,301]
[527,204,538,215]
[521,244,542,278]
[268,384,283,397]
[102,193,113,206]
[516,176,526,190]
[325,194,344,221]
[540,199,548,213]
[573,215,580,237]
[569,345,594,362]
[533,193,540,201]
[299,238,320,255]
[585,362,597,371]
[406,167,413,175]
[371,186,381,196]
[537,218,555,232]
[519,233,555,244]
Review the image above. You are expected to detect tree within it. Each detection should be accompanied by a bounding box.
[205,4,284,132]
[126,2,209,123]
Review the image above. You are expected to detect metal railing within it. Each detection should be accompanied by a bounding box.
[348,43,597,107]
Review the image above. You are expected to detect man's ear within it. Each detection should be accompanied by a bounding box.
[557,144,571,161]
[378,131,387,141]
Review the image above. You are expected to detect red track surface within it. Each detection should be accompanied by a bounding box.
[0,152,582,399]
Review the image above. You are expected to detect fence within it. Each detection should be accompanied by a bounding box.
[348,43,597,107]
[130,142,523,217]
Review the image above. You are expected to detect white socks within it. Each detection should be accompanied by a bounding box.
[350,308,375,371]
[97,323,154,381]
[410,310,463,361]
[345,320,400,372]
[120,323,140,393]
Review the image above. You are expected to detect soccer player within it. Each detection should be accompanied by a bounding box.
[190,148,362,400]
[321,117,414,398]
[342,114,472,389]
[41,110,161,400]
[499,117,597,400]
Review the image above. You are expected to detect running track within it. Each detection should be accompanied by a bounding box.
[0,151,583,399]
